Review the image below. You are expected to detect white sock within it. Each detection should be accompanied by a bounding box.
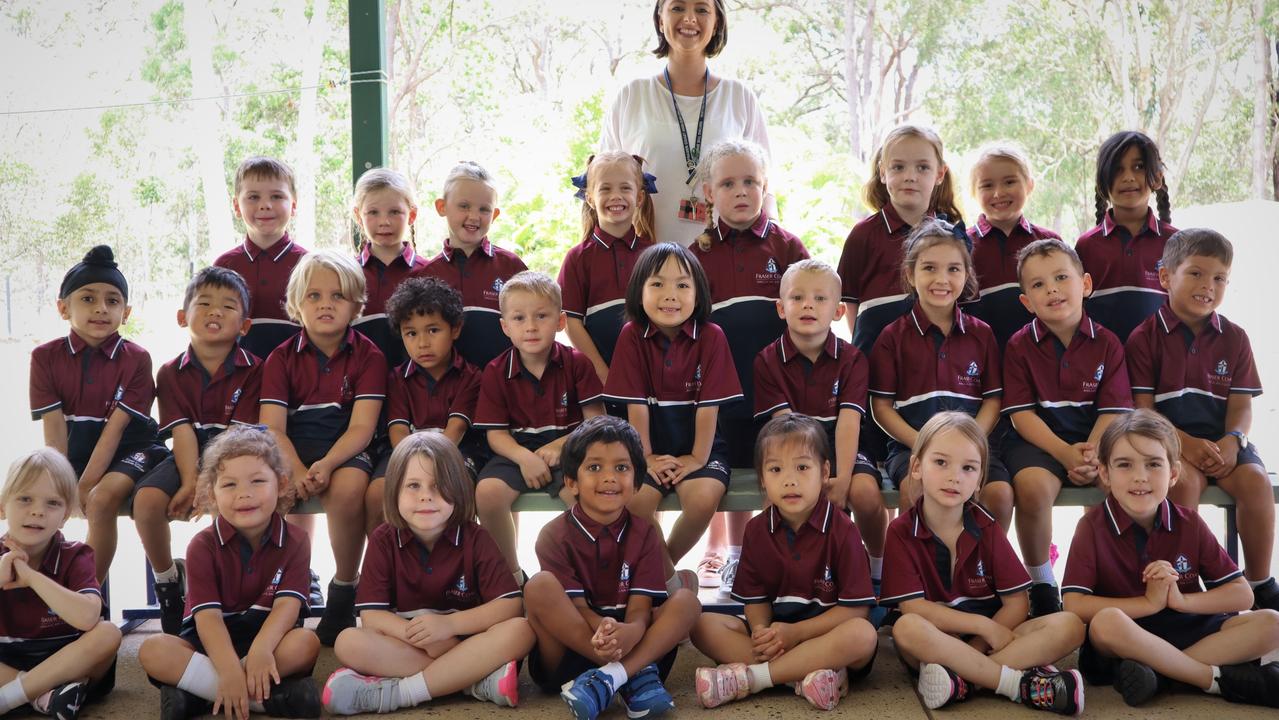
[1261,647,1279,666]
[333,575,358,587]
[1027,562,1056,586]
[176,652,220,702]
[869,555,884,582]
[399,672,430,707]
[1249,577,1274,588]
[726,546,742,562]
[996,665,1022,701]
[600,662,628,689]
[1206,665,1222,695]
[153,563,180,584]
[747,663,773,693]
[0,676,28,714]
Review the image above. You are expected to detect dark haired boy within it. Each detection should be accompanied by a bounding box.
[1125,228,1278,610]
[524,416,701,720]
[140,266,262,633]
[377,277,488,484]
[30,245,169,584]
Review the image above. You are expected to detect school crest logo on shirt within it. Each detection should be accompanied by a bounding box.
[492,278,504,293]
[976,560,985,578]
[967,362,979,377]
[618,562,631,593]
[694,364,702,382]
[341,376,353,403]
[113,384,124,402]
[765,257,778,274]
[1216,360,1229,376]
[1094,363,1105,382]
[231,388,242,404]
[1174,554,1192,575]
[560,392,569,407]
[814,564,835,593]
[456,575,468,593]
[831,380,840,396]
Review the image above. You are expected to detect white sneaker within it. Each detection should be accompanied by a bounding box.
[468,661,519,707]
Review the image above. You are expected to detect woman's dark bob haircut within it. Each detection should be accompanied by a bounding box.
[651,0,728,59]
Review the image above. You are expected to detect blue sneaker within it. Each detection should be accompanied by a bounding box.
[560,668,616,720]
[618,664,674,719]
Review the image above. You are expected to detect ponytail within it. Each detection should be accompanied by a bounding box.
[695,199,716,251]
[1094,187,1108,226]
[1155,186,1172,225]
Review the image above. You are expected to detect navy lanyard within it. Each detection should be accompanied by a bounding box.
[664,67,708,187]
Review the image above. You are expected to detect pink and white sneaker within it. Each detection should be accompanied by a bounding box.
[469,660,520,707]
[796,668,848,710]
[695,663,750,708]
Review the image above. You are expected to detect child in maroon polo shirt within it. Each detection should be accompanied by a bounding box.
[474,271,604,577]
[1127,229,1278,611]
[753,260,882,577]
[29,245,169,584]
[691,414,877,711]
[0,449,121,719]
[525,416,700,720]
[559,151,657,379]
[321,432,533,714]
[885,413,1086,715]
[350,168,427,368]
[213,156,309,360]
[417,161,528,369]
[260,250,388,645]
[378,277,488,485]
[1076,131,1178,343]
[142,266,262,635]
[138,426,320,719]
[869,219,1010,527]
[964,142,1062,347]
[1002,238,1133,617]
[1063,410,1279,708]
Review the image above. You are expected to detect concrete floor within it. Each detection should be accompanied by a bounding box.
[57,618,1277,720]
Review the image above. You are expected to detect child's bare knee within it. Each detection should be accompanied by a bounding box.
[891,612,928,650]
[522,571,562,609]
[475,478,513,511]
[849,479,884,514]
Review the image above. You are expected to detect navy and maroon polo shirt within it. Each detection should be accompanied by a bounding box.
[880,500,1032,617]
[730,499,876,622]
[0,533,101,645]
[534,504,667,620]
[1063,495,1242,599]
[414,238,528,369]
[156,345,262,448]
[557,227,653,366]
[213,234,308,360]
[29,332,161,475]
[260,328,388,443]
[753,331,868,456]
[602,320,742,457]
[353,242,427,368]
[870,303,1001,455]
[386,351,481,433]
[1076,209,1177,343]
[964,214,1061,346]
[1002,314,1133,444]
[473,342,603,451]
[1126,305,1262,441]
[696,215,809,418]
[837,204,922,354]
[181,513,311,636]
[355,522,520,617]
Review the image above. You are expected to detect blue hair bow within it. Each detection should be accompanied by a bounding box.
[572,155,659,200]
[936,214,972,252]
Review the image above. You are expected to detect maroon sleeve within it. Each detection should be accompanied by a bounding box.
[259,344,293,408]
[878,520,925,606]
[1001,336,1036,414]
[534,515,584,596]
[64,544,101,597]
[1062,515,1099,596]
[988,525,1033,595]
[727,518,768,604]
[230,362,263,426]
[472,360,511,430]
[184,530,222,615]
[570,348,604,406]
[782,233,810,270]
[1124,322,1156,394]
[601,324,649,404]
[628,520,668,601]
[977,322,1002,396]
[385,368,412,428]
[156,360,190,434]
[471,525,521,601]
[1230,326,1263,395]
[352,342,388,402]
[277,526,312,611]
[558,245,587,319]
[117,348,157,422]
[836,226,865,304]
[835,519,875,606]
[867,325,899,398]
[1193,513,1243,589]
[450,365,482,426]
[1095,333,1133,413]
[695,325,743,405]
[354,525,394,611]
[838,346,869,416]
[753,347,789,419]
[29,344,61,419]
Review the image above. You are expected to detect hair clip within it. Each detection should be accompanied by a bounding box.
[572,155,660,201]
[935,214,973,253]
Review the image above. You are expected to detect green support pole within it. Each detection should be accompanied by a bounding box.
[349,0,389,187]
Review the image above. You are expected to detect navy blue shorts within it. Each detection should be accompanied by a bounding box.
[640,442,732,496]
[1207,442,1266,484]
[1003,434,1070,484]
[293,438,373,475]
[134,454,183,500]
[480,455,567,497]
[108,443,171,482]
[0,635,116,702]
[528,643,678,695]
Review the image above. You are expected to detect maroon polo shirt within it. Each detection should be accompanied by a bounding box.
[869,303,1001,454]
[473,342,603,451]
[1076,209,1177,343]
[355,522,519,616]
[213,234,308,360]
[696,215,809,417]
[29,332,160,475]
[602,320,742,457]
[730,499,876,622]
[837,204,922,354]
[182,513,311,634]
[535,504,667,620]
[414,238,528,369]
[753,331,867,462]
[1002,314,1133,444]
[260,328,388,443]
[1126,305,1262,441]
[880,499,1032,617]
[557,227,653,366]
[386,351,481,432]
[353,242,427,368]
[965,214,1061,346]
[0,533,101,645]
[156,344,262,448]
[1063,495,1242,599]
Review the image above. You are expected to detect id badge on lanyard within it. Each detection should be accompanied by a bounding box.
[667,68,710,224]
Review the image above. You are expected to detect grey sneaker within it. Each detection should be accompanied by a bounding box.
[717,556,740,598]
[322,668,400,715]
[467,660,519,707]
